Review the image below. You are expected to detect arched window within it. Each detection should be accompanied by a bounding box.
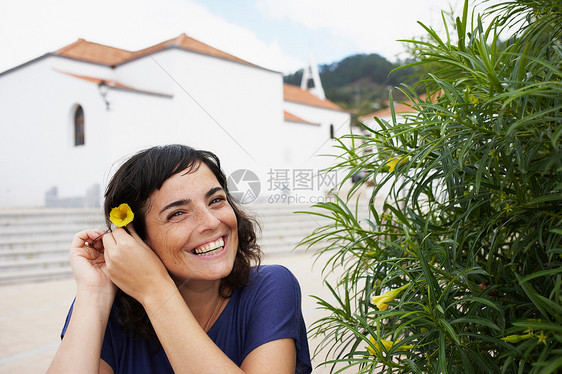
[74,105,85,146]
[329,124,335,139]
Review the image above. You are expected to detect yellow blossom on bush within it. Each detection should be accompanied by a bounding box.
[500,333,533,343]
[386,157,409,172]
[109,203,134,227]
[367,336,414,355]
[469,94,480,105]
[371,283,410,311]
[537,331,547,344]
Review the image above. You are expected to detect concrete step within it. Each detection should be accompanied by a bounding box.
[0,208,102,221]
[0,216,104,227]
[0,244,68,260]
[0,255,69,271]
[261,225,323,235]
[259,230,324,250]
[0,267,73,284]
[0,234,72,249]
[260,245,313,257]
[256,213,323,224]
[0,224,95,239]
[261,231,316,244]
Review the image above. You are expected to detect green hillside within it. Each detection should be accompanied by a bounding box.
[284,53,419,117]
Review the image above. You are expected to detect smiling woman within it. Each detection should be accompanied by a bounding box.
[47,144,311,374]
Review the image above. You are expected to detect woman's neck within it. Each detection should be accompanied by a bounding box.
[175,278,225,330]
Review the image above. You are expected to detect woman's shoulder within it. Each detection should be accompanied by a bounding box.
[249,264,299,284]
[240,264,302,303]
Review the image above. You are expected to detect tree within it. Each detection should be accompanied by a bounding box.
[302,0,562,372]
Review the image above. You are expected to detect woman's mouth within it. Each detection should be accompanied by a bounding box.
[191,237,225,256]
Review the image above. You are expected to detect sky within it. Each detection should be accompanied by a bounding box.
[0,0,487,75]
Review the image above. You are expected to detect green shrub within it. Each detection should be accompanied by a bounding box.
[302,1,562,372]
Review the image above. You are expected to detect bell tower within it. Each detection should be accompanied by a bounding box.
[300,54,326,100]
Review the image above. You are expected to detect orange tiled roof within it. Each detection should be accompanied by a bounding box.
[55,34,257,68]
[283,84,344,111]
[56,39,133,66]
[58,70,129,88]
[129,34,256,67]
[359,94,434,122]
[56,70,172,97]
[359,102,415,121]
[284,110,319,125]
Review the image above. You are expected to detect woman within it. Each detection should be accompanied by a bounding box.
[47,144,312,373]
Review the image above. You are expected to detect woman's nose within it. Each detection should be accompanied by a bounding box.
[195,207,220,232]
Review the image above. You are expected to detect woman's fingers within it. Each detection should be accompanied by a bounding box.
[102,227,146,269]
[102,228,118,248]
[71,229,109,257]
[127,223,140,240]
[72,229,107,248]
[101,225,173,303]
[127,224,153,250]
[106,225,151,253]
[68,230,116,292]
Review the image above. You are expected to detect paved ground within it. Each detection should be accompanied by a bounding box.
[0,251,344,373]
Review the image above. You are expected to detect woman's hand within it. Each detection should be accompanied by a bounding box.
[49,231,116,374]
[70,230,117,297]
[103,226,176,306]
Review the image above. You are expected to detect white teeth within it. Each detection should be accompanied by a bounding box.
[192,237,224,255]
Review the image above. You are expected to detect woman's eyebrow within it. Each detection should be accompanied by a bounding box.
[206,186,224,199]
[159,187,223,216]
[159,199,191,216]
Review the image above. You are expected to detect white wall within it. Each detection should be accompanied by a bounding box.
[283,101,350,164]
[111,51,175,95]
[274,102,351,200]
[0,57,111,207]
[139,49,285,189]
[48,57,117,83]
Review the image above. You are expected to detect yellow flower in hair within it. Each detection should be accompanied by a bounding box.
[367,336,414,355]
[371,283,410,311]
[109,203,134,227]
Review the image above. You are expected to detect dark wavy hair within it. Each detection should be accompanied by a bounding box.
[104,144,262,338]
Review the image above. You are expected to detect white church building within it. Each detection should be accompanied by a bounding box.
[0,34,350,208]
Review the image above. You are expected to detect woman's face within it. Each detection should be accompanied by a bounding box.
[143,163,238,284]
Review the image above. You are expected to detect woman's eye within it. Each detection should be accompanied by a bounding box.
[168,211,185,220]
[211,196,225,205]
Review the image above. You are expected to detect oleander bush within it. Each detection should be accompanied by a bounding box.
[301,0,562,372]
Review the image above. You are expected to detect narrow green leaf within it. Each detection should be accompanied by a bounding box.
[405,359,423,374]
[448,296,501,312]
[541,356,562,374]
[525,193,562,205]
[516,274,562,319]
[441,319,461,345]
[520,267,562,283]
[450,316,501,332]
[439,331,447,374]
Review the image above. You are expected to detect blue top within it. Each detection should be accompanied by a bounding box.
[62,265,312,374]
